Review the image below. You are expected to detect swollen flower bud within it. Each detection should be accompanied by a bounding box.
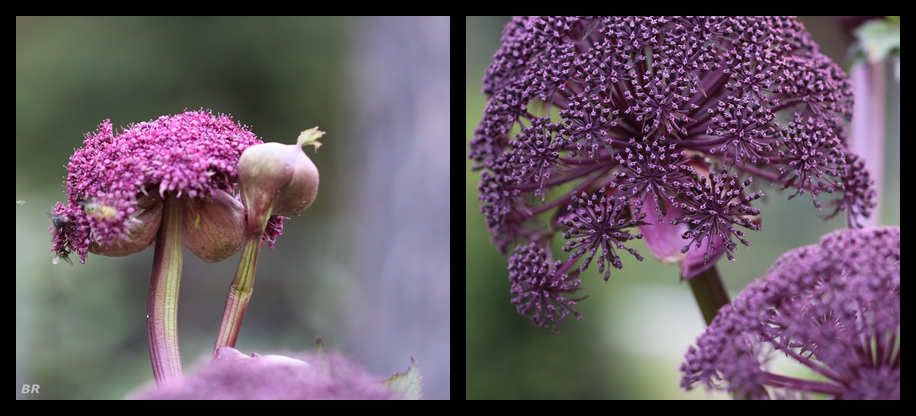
[182,190,246,263]
[238,128,322,234]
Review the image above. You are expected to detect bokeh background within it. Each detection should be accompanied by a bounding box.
[466,16,899,399]
[17,16,450,399]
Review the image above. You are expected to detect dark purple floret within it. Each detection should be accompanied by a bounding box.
[508,243,587,333]
[671,169,763,263]
[824,152,877,227]
[612,138,692,222]
[706,96,779,165]
[775,115,844,208]
[472,16,873,331]
[506,117,565,199]
[681,227,900,399]
[561,188,647,281]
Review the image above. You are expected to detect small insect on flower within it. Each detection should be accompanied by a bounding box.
[78,200,119,219]
[53,248,74,266]
[47,209,70,237]
[47,210,74,266]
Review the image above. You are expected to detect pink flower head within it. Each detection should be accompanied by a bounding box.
[681,227,900,399]
[135,348,409,400]
[49,109,284,263]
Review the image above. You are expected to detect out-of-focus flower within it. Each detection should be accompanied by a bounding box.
[471,17,875,330]
[49,109,284,264]
[134,348,418,400]
[680,227,899,399]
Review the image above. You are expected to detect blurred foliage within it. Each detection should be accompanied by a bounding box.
[848,16,900,78]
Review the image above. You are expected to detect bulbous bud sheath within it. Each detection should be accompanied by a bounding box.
[88,198,163,257]
[182,190,247,263]
[238,128,322,235]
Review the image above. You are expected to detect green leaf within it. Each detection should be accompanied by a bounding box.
[380,357,422,400]
[297,126,325,152]
[855,18,900,64]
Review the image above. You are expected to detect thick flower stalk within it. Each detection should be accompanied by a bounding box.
[680,227,899,399]
[48,109,284,386]
[212,128,321,355]
[470,16,875,331]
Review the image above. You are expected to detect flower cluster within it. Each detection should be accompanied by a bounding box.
[561,187,647,281]
[49,109,284,263]
[680,226,899,399]
[508,243,586,332]
[135,348,412,399]
[470,17,875,330]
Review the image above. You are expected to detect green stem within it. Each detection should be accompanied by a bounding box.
[688,265,730,326]
[212,233,262,356]
[147,193,184,386]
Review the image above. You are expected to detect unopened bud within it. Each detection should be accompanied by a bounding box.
[182,190,246,263]
[238,128,322,234]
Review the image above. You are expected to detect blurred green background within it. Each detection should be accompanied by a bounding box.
[466,17,899,399]
[17,16,450,399]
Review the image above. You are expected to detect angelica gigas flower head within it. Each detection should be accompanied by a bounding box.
[49,109,284,264]
[135,348,416,399]
[680,227,900,400]
[471,16,875,330]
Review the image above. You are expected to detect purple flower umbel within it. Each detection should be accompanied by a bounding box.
[48,109,290,386]
[680,227,900,399]
[471,17,875,330]
[49,109,282,264]
[136,348,408,400]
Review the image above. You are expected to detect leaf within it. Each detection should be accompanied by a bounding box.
[379,357,422,400]
[297,126,325,153]
[855,18,900,64]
